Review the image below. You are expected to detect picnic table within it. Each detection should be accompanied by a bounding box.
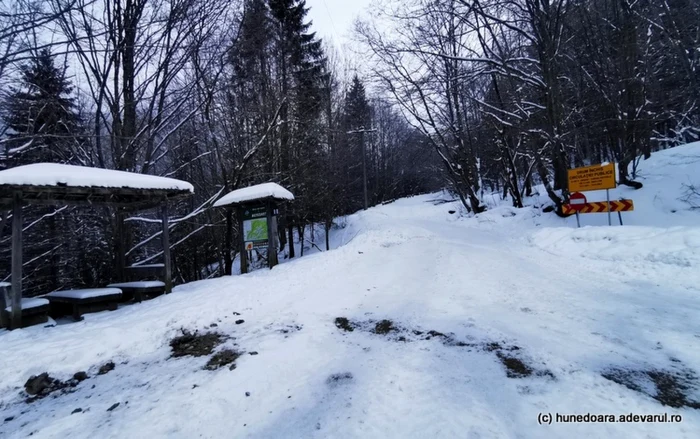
[46,288,122,321]
[1,296,49,329]
[107,281,165,302]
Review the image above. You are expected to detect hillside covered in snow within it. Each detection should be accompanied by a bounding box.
[1,143,700,438]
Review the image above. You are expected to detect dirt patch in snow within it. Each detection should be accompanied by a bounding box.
[265,322,304,337]
[22,367,102,402]
[489,345,552,379]
[326,372,353,387]
[496,352,533,378]
[334,317,554,380]
[373,319,395,335]
[24,373,73,401]
[334,317,405,338]
[335,316,474,345]
[169,329,249,371]
[18,360,121,403]
[205,349,242,371]
[602,367,700,409]
[170,330,226,358]
[279,324,303,335]
[334,317,354,332]
[98,362,115,375]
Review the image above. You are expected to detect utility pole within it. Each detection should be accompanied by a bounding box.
[347,127,376,210]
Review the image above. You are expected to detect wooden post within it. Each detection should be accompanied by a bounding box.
[0,283,9,328]
[224,209,233,275]
[161,202,172,293]
[116,209,126,282]
[267,201,278,268]
[11,192,23,329]
[238,206,248,274]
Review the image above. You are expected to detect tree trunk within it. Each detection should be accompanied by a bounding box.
[525,173,533,197]
[618,160,643,189]
[287,223,295,259]
[298,224,304,257]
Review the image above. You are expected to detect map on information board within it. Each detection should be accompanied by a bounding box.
[244,218,268,242]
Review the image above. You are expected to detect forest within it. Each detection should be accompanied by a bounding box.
[0,0,698,295]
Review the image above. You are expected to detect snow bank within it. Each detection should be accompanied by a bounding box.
[531,226,700,264]
[529,226,700,292]
[214,182,294,207]
[0,163,194,192]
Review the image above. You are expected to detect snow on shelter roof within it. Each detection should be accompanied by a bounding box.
[214,182,294,207]
[0,163,193,208]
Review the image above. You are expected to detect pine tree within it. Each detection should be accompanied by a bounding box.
[346,76,370,128]
[0,50,85,294]
[268,0,327,258]
[2,49,82,165]
[343,75,371,210]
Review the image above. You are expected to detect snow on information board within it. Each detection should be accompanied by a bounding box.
[214,182,294,207]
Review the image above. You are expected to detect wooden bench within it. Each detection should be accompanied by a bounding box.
[107,281,165,303]
[112,264,169,303]
[124,264,165,280]
[2,298,49,329]
[46,288,122,321]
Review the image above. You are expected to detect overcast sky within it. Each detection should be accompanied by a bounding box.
[304,0,373,50]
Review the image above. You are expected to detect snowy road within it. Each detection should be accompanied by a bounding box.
[1,193,700,438]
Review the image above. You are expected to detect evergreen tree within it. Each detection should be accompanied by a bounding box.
[2,49,81,165]
[343,75,371,210]
[346,76,370,130]
[268,0,327,257]
[0,50,85,294]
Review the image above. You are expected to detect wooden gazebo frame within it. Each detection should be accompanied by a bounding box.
[0,165,193,329]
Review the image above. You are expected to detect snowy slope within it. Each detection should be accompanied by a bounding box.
[1,145,700,438]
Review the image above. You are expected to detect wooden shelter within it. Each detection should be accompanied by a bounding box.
[0,163,194,329]
[214,182,294,274]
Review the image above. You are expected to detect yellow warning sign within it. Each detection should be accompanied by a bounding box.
[568,163,616,192]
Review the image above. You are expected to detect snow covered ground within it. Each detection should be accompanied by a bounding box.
[1,144,700,438]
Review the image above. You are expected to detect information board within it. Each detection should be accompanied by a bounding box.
[242,204,268,249]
